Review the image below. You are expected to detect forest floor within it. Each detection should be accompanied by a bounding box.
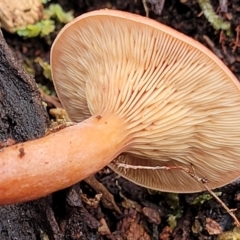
[2,0,240,239]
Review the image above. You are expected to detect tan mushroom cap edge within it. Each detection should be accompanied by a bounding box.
[51,9,240,193]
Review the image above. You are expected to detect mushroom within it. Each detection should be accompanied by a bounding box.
[1,9,240,205]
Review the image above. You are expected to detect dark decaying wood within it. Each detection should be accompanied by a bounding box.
[0,30,49,143]
[0,30,51,239]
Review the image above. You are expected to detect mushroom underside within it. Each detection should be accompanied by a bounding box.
[51,10,240,193]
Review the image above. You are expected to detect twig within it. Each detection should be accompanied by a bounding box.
[142,0,150,17]
[116,162,240,227]
[203,183,239,227]
[219,0,228,13]
[141,0,166,17]
[232,25,240,53]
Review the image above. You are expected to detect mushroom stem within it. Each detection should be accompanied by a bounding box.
[0,113,129,205]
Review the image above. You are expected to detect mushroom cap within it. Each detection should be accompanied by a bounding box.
[51,9,240,193]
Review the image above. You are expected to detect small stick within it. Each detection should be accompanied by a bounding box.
[141,0,166,17]
[232,25,240,53]
[219,0,228,13]
[203,183,239,227]
[115,162,240,227]
[142,0,150,17]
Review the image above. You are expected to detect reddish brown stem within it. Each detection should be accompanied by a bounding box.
[0,114,128,205]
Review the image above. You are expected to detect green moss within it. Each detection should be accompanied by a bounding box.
[17,20,55,38]
[217,230,240,240]
[41,0,50,4]
[22,58,36,78]
[198,0,232,36]
[44,4,74,24]
[38,84,52,96]
[35,57,52,81]
[167,214,178,229]
[16,3,73,38]
[191,192,222,205]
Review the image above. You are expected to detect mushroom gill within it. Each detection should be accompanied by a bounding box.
[51,9,240,193]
